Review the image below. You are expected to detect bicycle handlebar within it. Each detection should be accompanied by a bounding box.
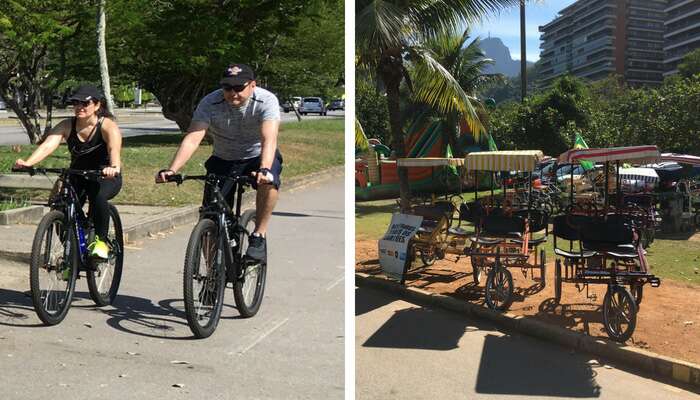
[158,173,257,186]
[11,166,116,179]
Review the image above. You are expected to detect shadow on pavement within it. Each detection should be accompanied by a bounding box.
[0,288,42,327]
[97,294,194,340]
[475,333,602,398]
[355,286,394,317]
[272,211,344,220]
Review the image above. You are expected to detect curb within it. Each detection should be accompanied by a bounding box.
[355,272,700,390]
[0,205,44,225]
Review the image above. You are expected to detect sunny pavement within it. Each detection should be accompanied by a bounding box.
[0,175,344,399]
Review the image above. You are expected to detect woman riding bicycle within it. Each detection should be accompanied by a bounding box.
[13,84,122,259]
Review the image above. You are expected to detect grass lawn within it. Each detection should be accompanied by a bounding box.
[356,196,700,286]
[0,119,343,206]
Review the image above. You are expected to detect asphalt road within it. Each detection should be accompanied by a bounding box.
[0,109,344,145]
[0,177,344,399]
[355,285,699,400]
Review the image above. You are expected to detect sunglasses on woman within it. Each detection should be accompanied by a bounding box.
[221,82,249,93]
[70,100,93,107]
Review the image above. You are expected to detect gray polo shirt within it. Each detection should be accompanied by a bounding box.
[191,87,280,160]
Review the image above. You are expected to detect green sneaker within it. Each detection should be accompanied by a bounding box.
[88,236,110,259]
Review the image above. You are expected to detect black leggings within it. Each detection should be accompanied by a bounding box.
[72,176,122,239]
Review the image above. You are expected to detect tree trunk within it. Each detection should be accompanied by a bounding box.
[97,0,115,116]
[379,51,410,212]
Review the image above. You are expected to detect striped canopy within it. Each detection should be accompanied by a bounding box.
[558,145,659,164]
[620,167,659,183]
[660,153,700,166]
[465,150,544,171]
[397,157,465,167]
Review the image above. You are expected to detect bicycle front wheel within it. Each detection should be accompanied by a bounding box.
[87,204,124,306]
[233,209,267,318]
[183,219,226,338]
[30,210,78,325]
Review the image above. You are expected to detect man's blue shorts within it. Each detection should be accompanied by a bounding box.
[204,150,283,189]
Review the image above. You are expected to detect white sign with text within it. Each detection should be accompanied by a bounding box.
[378,213,423,280]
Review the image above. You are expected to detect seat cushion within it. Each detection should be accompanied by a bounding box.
[554,248,597,258]
[448,226,472,236]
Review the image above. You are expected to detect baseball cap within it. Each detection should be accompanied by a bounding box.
[220,64,255,86]
[68,85,103,102]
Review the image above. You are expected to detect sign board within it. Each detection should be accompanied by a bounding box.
[378,213,423,280]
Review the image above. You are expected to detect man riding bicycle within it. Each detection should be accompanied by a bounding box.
[156,63,281,262]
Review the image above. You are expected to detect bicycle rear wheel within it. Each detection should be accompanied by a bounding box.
[87,204,124,306]
[30,210,78,325]
[233,210,267,318]
[183,219,226,338]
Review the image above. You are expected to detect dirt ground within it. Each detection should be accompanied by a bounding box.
[356,239,700,365]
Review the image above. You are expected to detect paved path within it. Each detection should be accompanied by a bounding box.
[0,177,344,399]
[356,286,699,400]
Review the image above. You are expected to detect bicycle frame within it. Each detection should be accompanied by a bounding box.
[190,174,254,280]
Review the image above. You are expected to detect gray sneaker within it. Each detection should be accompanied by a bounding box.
[246,233,267,263]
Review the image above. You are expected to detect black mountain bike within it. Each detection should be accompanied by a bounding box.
[12,167,124,325]
[160,173,267,338]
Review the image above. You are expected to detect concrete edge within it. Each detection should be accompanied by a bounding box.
[355,272,700,389]
[0,205,44,225]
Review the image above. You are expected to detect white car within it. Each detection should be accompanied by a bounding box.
[282,96,301,113]
[299,97,326,116]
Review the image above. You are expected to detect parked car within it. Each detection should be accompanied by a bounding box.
[0,99,6,110]
[328,99,344,111]
[282,96,301,113]
[299,97,326,116]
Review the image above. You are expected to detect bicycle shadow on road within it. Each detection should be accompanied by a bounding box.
[84,293,196,340]
[0,288,42,327]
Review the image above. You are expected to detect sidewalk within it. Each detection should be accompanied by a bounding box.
[0,165,342,263]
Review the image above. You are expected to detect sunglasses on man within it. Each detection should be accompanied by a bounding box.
[221,82,249,93]
[70,100,93,107]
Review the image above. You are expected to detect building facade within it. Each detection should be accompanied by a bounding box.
[664,0,700,76]
[538,0,666,87]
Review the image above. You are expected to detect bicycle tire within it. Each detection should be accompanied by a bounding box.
[87,204,124,306]
[485,264,514,311]
[233,209,267,318]
[183,219,226,338]
[602,285,637,342]
[30,210,78,325]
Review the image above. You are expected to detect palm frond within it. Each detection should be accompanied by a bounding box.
[409,45,485,135]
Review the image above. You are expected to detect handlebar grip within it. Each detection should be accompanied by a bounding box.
[165,174,183,184]
[11,166,34,173]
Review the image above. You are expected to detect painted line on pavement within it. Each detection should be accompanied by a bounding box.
[237,317,290,355]
[325,275,344,291]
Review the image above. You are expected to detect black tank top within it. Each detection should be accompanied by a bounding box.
[67,117,110,169]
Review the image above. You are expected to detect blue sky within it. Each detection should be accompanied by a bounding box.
[469,0,577,62]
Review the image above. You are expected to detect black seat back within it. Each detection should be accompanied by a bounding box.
[482,214,526,236]
[579,217,634,248]
[552,215,580,241]
[459,201,485,223]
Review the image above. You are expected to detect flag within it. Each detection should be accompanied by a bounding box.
[574,133,594,171]
[487,133,498,151]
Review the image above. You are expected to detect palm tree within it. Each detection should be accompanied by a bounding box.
[356,0,518,211]
[419,28,505,157]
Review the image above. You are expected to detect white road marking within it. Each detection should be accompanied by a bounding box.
[325,275,344,291]
[237,317,290,355]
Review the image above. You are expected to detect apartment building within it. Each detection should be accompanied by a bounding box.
[664,0,700,76]
[538,0,666,88]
